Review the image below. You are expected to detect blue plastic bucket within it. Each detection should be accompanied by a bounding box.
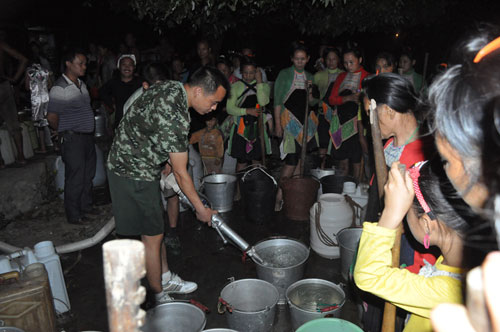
[296,318,363,332]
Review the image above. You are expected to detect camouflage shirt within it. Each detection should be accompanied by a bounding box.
[107,81,190,181]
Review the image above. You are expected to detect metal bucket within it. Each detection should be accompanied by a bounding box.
[296,318,363,332]
[141,302,206,332]
[286,279,346,331]
[203,330,239,332]
[310,168,335,180]
[337,227,363,281]
[202,174,237,212]
[254,237,309,305]
[281,177,320,221]
[219,279,279,332]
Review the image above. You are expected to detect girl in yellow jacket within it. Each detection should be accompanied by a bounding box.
[354,159,476,332]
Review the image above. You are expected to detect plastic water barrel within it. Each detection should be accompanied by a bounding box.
[0,127,15,165]
[34,241,71,313]
[310,194,353,259]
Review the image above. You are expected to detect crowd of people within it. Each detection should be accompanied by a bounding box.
[2,25,500,332]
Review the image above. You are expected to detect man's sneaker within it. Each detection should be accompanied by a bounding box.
[155,292,173,305]
[164,233,181,256]
[162,273,198,294]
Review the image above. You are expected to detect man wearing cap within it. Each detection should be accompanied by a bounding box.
[99,54,143,129]
[107,65,230,304]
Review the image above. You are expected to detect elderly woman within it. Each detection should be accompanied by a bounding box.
[424,27,500,332]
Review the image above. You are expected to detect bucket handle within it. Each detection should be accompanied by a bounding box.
[217,297,233,314]
[241,165,278,186]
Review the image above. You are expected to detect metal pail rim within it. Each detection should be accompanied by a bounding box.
[253,236,310,269]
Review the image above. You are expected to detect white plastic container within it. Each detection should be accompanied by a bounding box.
[34,241,71,313]
[19,123,34,159]
[0,127,15,165]
[310,194,353,259]
[54,156,65,199]
[343,185,368,226]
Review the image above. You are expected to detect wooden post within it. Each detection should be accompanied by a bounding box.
[420,52,429,94]
[370,100,403,332]
[103,239,146,332]
[257,104,266,166]
[299,84,310,176]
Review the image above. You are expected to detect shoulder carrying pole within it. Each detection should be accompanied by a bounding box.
[299,84,310,177]
[257,104,266,166]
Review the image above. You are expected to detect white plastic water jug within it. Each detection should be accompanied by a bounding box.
[19,123,34,159]
[309,194,353,259]
[0,127,15,165]
[343,185,368,226]
[34,241,71,313]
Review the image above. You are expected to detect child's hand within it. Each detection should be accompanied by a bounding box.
[246,108,261,117]
[378,162,415,230]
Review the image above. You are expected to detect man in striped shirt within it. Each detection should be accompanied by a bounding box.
[47,49,96,225]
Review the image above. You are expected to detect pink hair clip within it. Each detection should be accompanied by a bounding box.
[408,161,436,220]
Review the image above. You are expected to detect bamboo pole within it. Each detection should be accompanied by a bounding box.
[257,104,266,166]
[299,84,310,176]
[103,239,146,332]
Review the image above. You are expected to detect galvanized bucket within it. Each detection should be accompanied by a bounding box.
[202,174,237,212]
[253,237,309,305]
[141,302,206,332]
[286,279,346,331]
[337,227,363,281]
[219,279,279,332]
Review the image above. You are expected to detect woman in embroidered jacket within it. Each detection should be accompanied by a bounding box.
[226,57,271,172]
[354,158,477,332]
[273,42,318,211]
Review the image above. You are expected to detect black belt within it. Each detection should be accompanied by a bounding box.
[60,130,94,136]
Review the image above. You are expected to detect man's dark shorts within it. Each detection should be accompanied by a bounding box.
[107,170,164,236]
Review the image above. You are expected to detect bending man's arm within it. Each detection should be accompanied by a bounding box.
[169,151,216,224]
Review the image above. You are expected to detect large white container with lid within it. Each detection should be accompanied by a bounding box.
[309,194,353,259]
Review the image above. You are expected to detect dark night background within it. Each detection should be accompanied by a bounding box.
[1,0,499,78]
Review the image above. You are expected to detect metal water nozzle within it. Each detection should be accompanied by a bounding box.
[162,173,265,264]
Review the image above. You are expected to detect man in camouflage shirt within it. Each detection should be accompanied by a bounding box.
[107,64,229,304]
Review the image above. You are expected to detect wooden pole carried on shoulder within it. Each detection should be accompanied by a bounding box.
[257,104,266,166]
[299,84,310,177]
[369,99,403,332]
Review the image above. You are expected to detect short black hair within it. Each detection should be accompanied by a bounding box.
[142,62,168,84]
[322,47,341,62]
[375,52,396,68]
[188,66,230,96]
[239,56,257,72]
[62,47,85,68]
[290,41,309,57]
